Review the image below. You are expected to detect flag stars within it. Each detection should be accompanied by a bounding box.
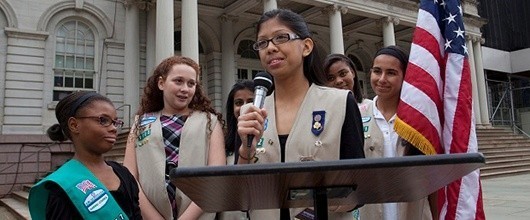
[454,27,465,39]
[458,5,463,16]
[440,0,446,7]
[445,39,453,50]
[444,13,457,25]
[462,44,468,55]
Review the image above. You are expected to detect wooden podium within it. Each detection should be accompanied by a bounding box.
[170,153,484,219]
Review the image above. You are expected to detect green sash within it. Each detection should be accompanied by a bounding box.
[29,159,129,220]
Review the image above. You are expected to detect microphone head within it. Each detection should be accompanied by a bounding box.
[253,72,274,95]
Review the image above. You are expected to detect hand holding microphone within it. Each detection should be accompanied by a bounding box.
[246,72,273,148]
[237,72,273,156]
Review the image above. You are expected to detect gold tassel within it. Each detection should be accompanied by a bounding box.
[394,117,437,155]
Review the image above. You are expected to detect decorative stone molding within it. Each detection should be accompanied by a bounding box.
[4,27,49,41]
[124,0,155,11]
[219,14,239,23]
[323,4,348,16]
[75,0,84,10]
[372,0,419,11]
[376,16,400,27]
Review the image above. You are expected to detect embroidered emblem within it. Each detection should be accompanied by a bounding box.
[140,116,157,126]
[76,180,97,194]
[299,156,314,162]
[84,189,109,212]
[257,138,264,147]
[362,116,371,123]
[311,111,325,136]
[138,129,151,141]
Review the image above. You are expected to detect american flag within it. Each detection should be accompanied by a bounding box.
[394,0,485,219]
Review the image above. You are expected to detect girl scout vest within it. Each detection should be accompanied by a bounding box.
[135,111,217,220]
[249,84,353,220]
[29,159,128,220]
[359,101,432,220]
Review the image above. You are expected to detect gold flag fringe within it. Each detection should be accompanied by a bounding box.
[394,117,437,155]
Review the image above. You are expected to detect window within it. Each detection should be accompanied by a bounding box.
[237,68,260,81]
[53,20,96,101]
[237,40,258,59]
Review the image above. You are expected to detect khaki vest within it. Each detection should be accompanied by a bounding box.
[135,111,217,220]
[359,101,432,220]
[250,84,353,220]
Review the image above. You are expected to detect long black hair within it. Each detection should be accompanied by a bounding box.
[324,53,363,103]
[256,8,327,85]
[225,80,254,155]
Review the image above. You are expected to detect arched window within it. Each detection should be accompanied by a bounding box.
[53,20,95,101]
[348,54,364,73]
[236,39,260,80]
[237,40,258,59]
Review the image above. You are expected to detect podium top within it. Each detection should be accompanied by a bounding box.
[171,153,485,212]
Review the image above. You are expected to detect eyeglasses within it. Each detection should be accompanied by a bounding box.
[76,116,124,129]
[253,33,301,50]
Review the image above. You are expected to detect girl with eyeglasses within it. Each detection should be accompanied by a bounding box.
[28,91,142,219]
[123,55,226,220]
[237,9,365,219]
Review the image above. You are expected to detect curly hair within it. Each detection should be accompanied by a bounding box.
[136,55,225,134]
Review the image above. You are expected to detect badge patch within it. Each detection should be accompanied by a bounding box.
[140,116,157,126]
[84,189,109,212]
[311,111,325,136]
[76,180,96,194]
[362,116,371,123]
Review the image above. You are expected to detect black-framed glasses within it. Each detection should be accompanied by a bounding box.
[252,33,301,50]
[76,116,124,129]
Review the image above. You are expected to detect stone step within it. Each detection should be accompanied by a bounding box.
[477,135,528,144]
[0,206,18,220]
[482,151,530,160]
[478,140,530,149]
[0,198,30,220]
[11,191,28,203]
[480,167,530,179]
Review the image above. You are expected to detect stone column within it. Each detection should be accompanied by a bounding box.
[381,16,399,46]
[155,0,174,65]
[466,36,482,125]
[220,14,237,116]
[473,37,490,126]
[181,0,199,62]
[263,0,277,12]
[124,1,140,122]
[326,5,347,54]
[145,6,156,77]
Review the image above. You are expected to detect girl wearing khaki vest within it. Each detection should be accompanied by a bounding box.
[124,56,226,220]
[237,9,365,219]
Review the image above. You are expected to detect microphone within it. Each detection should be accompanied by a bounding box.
[247,72,273,148]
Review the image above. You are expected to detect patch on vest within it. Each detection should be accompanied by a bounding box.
[76,180,96,194]
[362,116,371,123]
[84,189,109,212]
[140,115,157,126]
